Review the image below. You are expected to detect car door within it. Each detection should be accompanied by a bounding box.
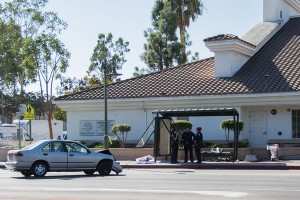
[64,142,96,169]
[40,141,68,169]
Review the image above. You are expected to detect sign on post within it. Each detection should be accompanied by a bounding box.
[24,104,35,120]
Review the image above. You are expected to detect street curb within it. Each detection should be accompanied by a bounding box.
[121,163,300,170]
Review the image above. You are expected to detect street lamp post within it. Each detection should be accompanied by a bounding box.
[103,68,121,149]
[103,67,109,149]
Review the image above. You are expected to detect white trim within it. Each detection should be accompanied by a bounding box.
[54,91,300,111]
[285,0,300,12]
[205,39,255,57]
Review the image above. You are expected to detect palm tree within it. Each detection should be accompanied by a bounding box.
[169,0,203,62]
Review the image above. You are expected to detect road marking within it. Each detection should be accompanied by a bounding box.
[0,186,247,197]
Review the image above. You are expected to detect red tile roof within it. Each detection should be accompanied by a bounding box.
[204,34,256,47]
[55,17,300,101]
[203,34,239,42]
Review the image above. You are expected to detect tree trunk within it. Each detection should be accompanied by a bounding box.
[47,101,54,139]
[180,0,186,61]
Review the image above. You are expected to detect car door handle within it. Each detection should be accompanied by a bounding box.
[43,153,48,156]
[69,154,74,156]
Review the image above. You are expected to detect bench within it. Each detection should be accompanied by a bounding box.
[201,151,233,162]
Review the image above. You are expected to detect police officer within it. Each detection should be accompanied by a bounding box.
[194,127,203,163]
[181,127,195,163]
[170,129,179,163]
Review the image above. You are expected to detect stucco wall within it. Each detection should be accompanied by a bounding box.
[67,109,149,142]
[62,97,300,148]
[243,105,298,147]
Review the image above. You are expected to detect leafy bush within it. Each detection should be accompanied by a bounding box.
[171,120,193,131]
[85,142,102,148]
[110,139,122,148]
[112,124,131,148]
[220,119,244,147]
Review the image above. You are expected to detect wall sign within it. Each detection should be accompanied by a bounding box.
[79,120,115,136]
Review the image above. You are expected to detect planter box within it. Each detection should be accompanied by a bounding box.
[92,148,154,161]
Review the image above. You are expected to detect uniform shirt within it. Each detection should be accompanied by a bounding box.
[194,132,203,147]
[181,131,195,145]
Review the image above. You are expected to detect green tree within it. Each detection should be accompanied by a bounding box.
[88,33,130,80]
[220,119,244,147]
[53,106,67,122]
[33,34,70,139]
[0,21,21,93]
[112,124,132,148]
[170,0,204,61]
[141,0,184,72]
[132,66,151,77]
[56,75,101,96]
[0,0,67,94]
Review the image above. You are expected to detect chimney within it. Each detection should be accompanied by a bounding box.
[264,0,300,23]
[204,34,255,78]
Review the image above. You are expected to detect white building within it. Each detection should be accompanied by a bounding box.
[54,0,300,148]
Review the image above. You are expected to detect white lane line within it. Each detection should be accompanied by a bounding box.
[0,187,247,197]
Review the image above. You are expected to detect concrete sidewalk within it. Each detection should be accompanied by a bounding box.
[119,160,300,170]
[2,160,300,170]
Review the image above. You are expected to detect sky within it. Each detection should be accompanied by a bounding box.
[1,0,264,93]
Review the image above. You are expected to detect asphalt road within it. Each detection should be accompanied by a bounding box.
[1,168,300,200]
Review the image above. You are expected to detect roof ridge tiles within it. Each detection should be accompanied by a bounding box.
[204,34,256,47]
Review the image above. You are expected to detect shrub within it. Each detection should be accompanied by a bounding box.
[171,120,193,131]
[220,119,244,147]
[112,124,131,148]
[85,142,102,148]
[109,139,122,148]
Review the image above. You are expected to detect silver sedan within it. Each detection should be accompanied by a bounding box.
[5,140,122,177]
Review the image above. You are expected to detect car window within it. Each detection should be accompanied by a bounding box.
[42,142,64,152]
[42,143,51,152]
[65,142,88,154]
[53,142,64,152]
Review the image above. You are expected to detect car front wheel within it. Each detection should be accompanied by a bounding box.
[21,170,32,177]
[32,162,48,177]
[97,160,112,176]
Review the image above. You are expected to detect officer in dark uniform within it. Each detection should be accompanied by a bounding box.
[194,127,203,163]
[170,129,179,163]
[181,127,195,163]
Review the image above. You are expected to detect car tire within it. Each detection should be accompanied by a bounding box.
[84,170,95,175]
[97,160,113,176]
[21,170,32,177]
[32,162,48,177]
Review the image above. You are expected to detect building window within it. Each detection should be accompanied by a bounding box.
[292,110,300,138]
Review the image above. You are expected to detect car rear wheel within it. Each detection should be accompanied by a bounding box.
[84,170,95,175]
[97,160,112,176]
[32,162,48,177]
[21,170,32,177]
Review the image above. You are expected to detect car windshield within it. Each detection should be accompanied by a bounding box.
[22,140,45,150]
